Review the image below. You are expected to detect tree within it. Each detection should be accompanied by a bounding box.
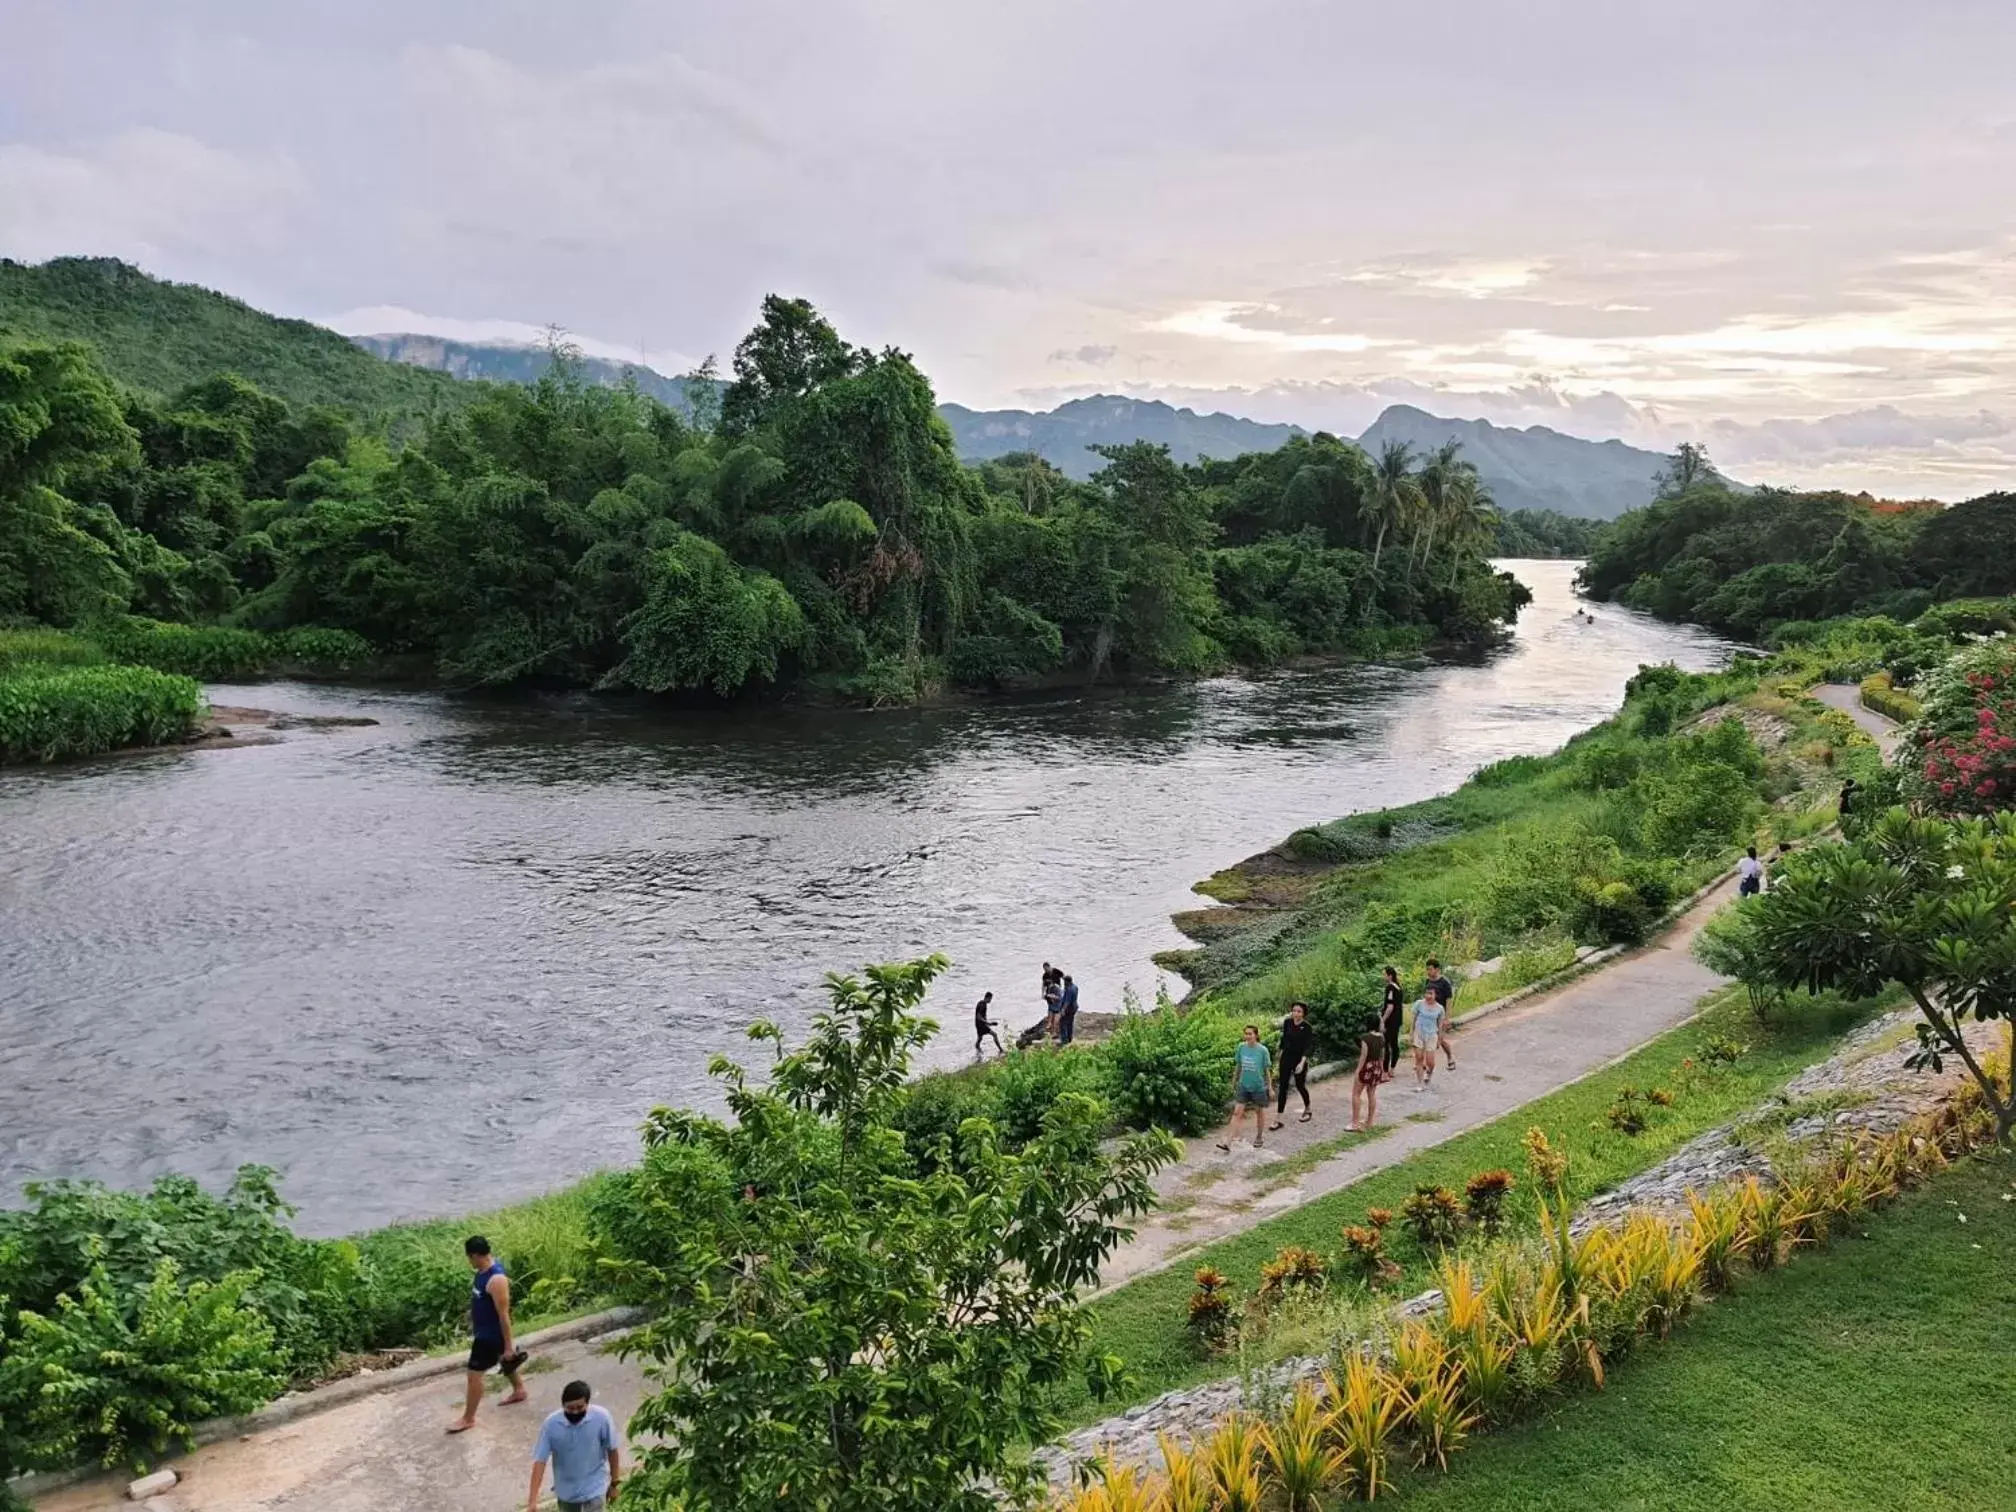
[1746,809,2016,1142]
[719,295,866,437]
[1653,441,1715,498]
[607,956,1179,1510]
[1363,440,1420,574]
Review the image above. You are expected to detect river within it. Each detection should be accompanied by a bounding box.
[0,561,1732,1233]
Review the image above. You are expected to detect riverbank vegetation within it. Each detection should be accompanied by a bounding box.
[1579,445,2016,638]
[2,298,1525,732]
[1489,507,1605,559]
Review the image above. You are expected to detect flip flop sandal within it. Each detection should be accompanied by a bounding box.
[1268,1121,1285,1131]
[1215,1142,1231,1152]
[1299,1111,1313,1122]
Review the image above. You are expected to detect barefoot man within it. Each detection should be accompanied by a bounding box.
[451,1234,527,1433]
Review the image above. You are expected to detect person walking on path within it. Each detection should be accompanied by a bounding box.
[1056,975,1081,1045]
[1216,1025,1274,1150]
[1270,1000,1316,1129]
[451,1235,527,1433]
[1737,845,1763,897]
[974,991,1004,1057]
[1423,958,1457,1070]
[1378,967,1405,1081]
[1409,991,1447,1087]
[526,1379,620,1512]
[1349,1031,1385,1132]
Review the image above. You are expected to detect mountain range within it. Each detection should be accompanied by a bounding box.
[0,257,1683,520]
[354,334,1681,518]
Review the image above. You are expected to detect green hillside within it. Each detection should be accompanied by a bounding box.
[0,256,469,416]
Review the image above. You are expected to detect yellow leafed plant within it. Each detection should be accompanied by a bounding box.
[1202,1413,1266,1512]
[1324,1355,1403,1501]
[1260,1384,1343,1512]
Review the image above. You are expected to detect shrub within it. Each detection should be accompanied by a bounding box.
[1,1261,283,1473]
[1858,670,1922,725]
[1603,1086,1655,1135]
[1399,1185,1466,1249]
[1256,1245,1329,1308]
[891,1069,1005,1170]
[1186,1267,1238,1353]
[1337,1223,1401,1288]
[0,628,105,678]
[269,626,375,673]
[1102,997,1232,1136]
[1577,879,1649,945]
[91,618,272,680]
[990,1046,1109,1146]
[1700,1033,1748,1065]
[1462,1170,1516,1235]
[0,664,205,763]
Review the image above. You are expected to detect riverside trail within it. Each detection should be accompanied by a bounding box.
[29,692,1895,1512]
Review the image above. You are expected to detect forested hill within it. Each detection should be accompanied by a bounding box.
[939,397,1303,477]
[351,332,703,412]
[1356,406,1682,521]
[0,257,467,416]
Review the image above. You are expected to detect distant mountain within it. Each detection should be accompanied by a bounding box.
[939,396,1305,478]
[1356,405,1676,520]
[350,333,707,413]
[0,257,467,415]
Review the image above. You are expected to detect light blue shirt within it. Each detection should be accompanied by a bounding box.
[533,1404,616,1503]
[1411,998,1446,1039]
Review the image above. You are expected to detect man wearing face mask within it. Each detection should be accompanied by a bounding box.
[527,1380,621,1512]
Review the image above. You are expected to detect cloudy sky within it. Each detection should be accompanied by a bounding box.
[5,0,2015,497]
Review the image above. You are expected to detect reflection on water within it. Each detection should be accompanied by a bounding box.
[0,562,1731,1233]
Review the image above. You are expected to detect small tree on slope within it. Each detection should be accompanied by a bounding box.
[607,955,1179,1511]
[1747,808,2016,1141]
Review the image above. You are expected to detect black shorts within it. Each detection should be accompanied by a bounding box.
[468,1338,524,1373]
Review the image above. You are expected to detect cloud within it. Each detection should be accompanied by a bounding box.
[0,129,303,266]
[1048,344,1117,366]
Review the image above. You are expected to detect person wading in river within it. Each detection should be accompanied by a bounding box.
[1270,1000,1315,1129]
[451,1235,527,1433]
[974,991,1004,1057]
[1216,1024,1274,1151]
[1378,966,1405,1082]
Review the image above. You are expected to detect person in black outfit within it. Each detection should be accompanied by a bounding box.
[974,991,1003,1057]
[1378,966,1405,1081]
[1270,1000,1317,1129]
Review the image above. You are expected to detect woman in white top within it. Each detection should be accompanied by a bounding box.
[1737,845,1763,897]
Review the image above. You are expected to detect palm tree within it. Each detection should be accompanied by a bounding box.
[1364,440,1420,574]
[1411,440,1464,578]
[1444,471,1498,589]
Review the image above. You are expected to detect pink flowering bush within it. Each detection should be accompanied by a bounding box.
[1909,642,2016,815]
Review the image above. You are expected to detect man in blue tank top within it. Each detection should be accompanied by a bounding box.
[450,1234,528,1433]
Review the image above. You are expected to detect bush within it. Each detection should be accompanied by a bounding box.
[989,1046,1108,1146]
[1859,670,1922,725]
[0,1262,283,1473]
[892,1069,1006,1169]
[1399,1185,1466,1249]
[1256,1245,1329,1307]
[1337,1221,1401,1287]
[1463,1170,1516,1235]
[1102,1000,1233,1136]
[1577,879,1649,945]
[91,618,272,680]
[0,628,105,678]
[269,626,376,673]
[0,664,205,763]
[1186,1267,1237,1353]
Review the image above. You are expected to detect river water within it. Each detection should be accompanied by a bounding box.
[0,562,1731,1233]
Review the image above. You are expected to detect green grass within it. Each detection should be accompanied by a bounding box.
[1381,1149,2016,1510]
[1055,983,1893,1428]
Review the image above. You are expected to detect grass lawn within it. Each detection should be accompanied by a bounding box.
[1057,983,1895,1428]
[1383,1148,2016,1510]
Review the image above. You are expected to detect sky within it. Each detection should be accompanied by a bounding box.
[4,0,2015,499]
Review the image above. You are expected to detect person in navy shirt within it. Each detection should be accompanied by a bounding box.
[527,1379,621,1512]
[450,1235,527,1433]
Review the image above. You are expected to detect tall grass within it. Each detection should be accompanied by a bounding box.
[0,627,107,678]
[0,664,206,763]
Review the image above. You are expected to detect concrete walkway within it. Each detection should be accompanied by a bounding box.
[1812,681,1904,757]
[1102,872,1739,1288]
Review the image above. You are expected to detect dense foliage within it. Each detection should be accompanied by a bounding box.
[0,662,204,763]
[1904,639,2016,815]
[2,295,1524,711]
[1579,447,2016,638]
[1490,507,1605,559]
[600,956,1178,1511]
